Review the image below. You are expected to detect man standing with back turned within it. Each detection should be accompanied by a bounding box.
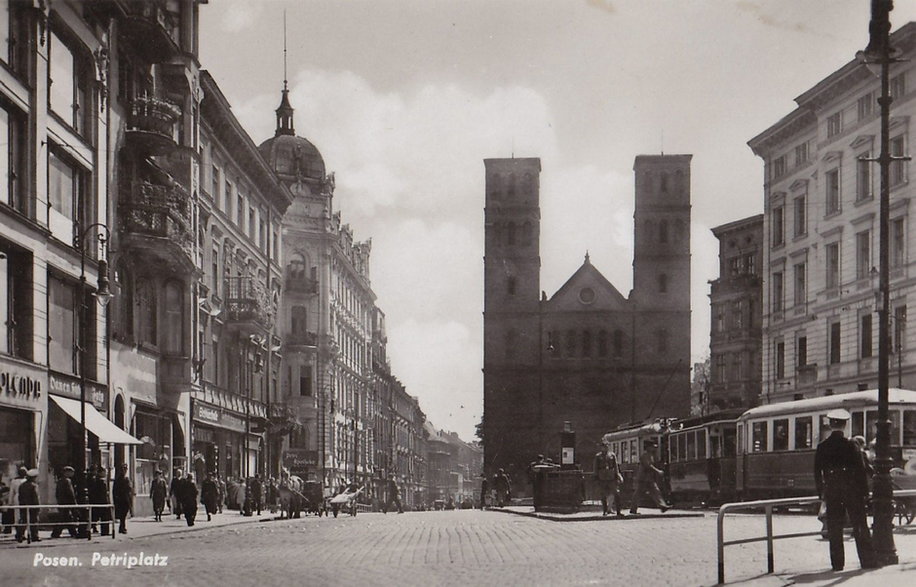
[814,408,878,571]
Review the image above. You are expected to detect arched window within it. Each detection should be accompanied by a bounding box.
[613,329,624,357]
[658,273,668,293]
[137,277,157,346]
[598,330,608,357]
[675,169,685,193]
[659,219,669,244]
[507,173,516,198]
[163,281,183,354]
[507,276,517,296]
[676,219,685,242]
[507,222,517,245]
[660,172,669,194]
[644,220,654,244]
[522,221,533,246]
[582,330,592,357]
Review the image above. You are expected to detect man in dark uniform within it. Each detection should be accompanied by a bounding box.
[51,466,78,538]
[250,474,263,516]
[814,408,878,571]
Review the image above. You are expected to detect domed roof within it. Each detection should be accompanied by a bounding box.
[258,86,326,182]
[258,133,326,182]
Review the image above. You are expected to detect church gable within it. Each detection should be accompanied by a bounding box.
[547,257,629,312]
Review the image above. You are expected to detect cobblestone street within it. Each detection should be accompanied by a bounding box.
[5,509,916,586]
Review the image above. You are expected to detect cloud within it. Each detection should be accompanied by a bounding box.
[220,1,265,33]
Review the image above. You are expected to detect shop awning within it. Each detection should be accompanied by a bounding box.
[50,395,143,445]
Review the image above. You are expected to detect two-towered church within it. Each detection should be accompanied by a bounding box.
[482,155,692,491]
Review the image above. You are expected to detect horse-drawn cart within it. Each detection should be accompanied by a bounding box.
[329,484,363,517]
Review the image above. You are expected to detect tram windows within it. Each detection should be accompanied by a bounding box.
[905,410,916,445]
[773,419,789,451]
[852,411,865,438]
[686,431,696,460]
[866,411,878,443]
[698,431,707,459]
[752,421,768,452]
[795,416,813,450]
[630,439,638,461]
[723,428,737,457]
[621,441,629,463]
[819,415,835,442]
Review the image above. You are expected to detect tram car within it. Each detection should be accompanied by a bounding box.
[736,389,916,500]
[666,409,743,505]
[602,418,671,506]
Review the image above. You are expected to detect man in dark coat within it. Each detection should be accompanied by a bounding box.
[814,409,878,571]
[150,469,168,521]
[169,468,183,519]
[51,465,78,538]
[180,473,199,526]
[17,468,40,542]
[594,441,624,517]
[629,440,671,514]
[112,463,134,534]
[250,474,263,516]
[87,466,111,536]
[201,472,219,521]
[493,469,511,507]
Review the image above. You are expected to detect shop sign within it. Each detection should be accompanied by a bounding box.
[0,362,44,409]
[283,449,318,475]
[49,372,108,411]
[193,402,248,434]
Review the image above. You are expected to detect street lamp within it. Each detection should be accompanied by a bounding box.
[77,222,113,503]
[858,0,904,566]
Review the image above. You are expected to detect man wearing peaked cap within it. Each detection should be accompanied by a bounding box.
[815,407,877,571]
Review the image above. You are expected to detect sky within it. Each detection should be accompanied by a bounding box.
[199,0,916,441]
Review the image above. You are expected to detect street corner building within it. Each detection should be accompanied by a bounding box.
[481,155,692,494]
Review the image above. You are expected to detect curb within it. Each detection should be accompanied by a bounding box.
[489,507,705,522]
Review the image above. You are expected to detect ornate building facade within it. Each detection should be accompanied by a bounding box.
[749,23,916,405]
[482,155,692,493]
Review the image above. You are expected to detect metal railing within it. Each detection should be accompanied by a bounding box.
[3,503,117,545]
[716,489,916,584]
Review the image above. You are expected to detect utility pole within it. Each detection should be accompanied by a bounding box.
[860,0,904,566]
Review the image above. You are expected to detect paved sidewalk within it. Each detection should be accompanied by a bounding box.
[0,504,286,547]
[493,504,704,521]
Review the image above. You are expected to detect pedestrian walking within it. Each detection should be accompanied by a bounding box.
[8,466,26,540]
[250,474,263,516]
[493,468,511,507]
[88,466,111,536]
[216,473,226,513]
[814,409,878,572]
[385,478,403,514]
[17,468,40,543]
[201,472,219,521]
[629,440,670,514]
[112,463,134,534]
[594,441,624,517]
[150,469,168,521]
[180,472,199,526]
[0,477,10,534]
[169,468,183,519]
[51,465,78,538]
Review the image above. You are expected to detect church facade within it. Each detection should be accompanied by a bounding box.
[482,155,692,491]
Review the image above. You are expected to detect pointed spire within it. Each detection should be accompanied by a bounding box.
[275,10,295,137]
[584,250,591,264]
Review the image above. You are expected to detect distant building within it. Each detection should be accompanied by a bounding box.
[708,215,764,411]
[748,23,916,405]
[482,155,692,494]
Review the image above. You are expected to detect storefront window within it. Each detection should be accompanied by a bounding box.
[0,407,32,480]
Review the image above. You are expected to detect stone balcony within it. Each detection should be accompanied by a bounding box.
[119,180,194,272]
[118,0,181,63]
[224,277,272,333]
[285,330,319,348]
[285,273,319,295]
[125,95,181,155]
